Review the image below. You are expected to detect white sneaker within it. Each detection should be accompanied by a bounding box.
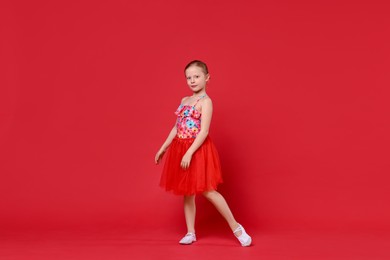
[179,233,197,245]
[233,224,252,247]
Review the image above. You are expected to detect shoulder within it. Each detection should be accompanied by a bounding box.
[180,96,191,104]
[201,96,212,106]
[197,96,213,113]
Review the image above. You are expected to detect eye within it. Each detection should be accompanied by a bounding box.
[186,76,191,80]
[195,75,199,78]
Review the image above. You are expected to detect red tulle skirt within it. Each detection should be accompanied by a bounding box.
[160,136,223,195]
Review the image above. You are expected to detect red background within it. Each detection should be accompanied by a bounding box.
[1,0,390,237]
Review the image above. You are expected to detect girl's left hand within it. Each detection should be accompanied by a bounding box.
[181,152,193,170]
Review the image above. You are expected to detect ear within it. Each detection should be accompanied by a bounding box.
[205,73,210,82]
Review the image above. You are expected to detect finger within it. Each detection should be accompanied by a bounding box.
[181,162,187,169]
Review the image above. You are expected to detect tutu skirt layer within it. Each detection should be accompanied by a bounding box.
[160,136,223,195]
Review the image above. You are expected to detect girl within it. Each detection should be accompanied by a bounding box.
[155,60,252,247]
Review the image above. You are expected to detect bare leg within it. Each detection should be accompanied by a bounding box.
[184,195,196,233]
[202,190,242,236]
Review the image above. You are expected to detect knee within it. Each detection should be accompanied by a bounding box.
[202,190,219,200]
[184,195,195,203]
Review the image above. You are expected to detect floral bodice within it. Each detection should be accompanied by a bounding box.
[175,96,206,138]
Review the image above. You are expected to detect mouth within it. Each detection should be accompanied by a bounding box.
[190,85,198,88]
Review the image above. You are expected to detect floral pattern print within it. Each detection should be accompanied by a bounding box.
[175,104,202,138]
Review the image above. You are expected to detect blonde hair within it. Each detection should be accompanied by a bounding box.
[184,60,209,75]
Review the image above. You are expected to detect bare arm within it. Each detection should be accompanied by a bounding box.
[155,125,177,164]
[155,97,189,164]
[181,98,213,169]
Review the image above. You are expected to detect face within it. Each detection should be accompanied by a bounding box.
[185,65,210,93]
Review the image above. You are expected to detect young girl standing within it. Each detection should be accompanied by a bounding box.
[155,60,252,247]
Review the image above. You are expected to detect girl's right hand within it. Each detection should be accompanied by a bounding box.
[155,149,165,165]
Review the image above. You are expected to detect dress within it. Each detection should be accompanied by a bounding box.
[160,95,223,195]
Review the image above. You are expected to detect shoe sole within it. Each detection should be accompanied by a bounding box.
[179,241,196,245]
[179,239,196,245]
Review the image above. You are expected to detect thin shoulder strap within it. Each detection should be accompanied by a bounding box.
[193,94,207,107]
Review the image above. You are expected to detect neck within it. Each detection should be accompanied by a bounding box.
[192,90,207,97]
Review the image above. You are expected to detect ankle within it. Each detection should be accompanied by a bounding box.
[232,223,243,237]
[230,222,240,233]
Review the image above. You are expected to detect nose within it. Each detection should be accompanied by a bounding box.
[190,77,195,83]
